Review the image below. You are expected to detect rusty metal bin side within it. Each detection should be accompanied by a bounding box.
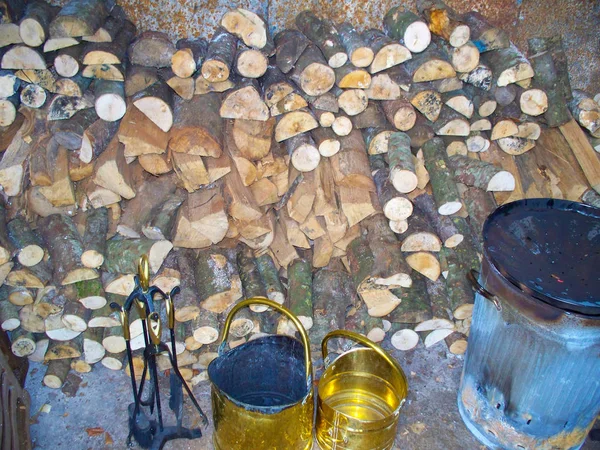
[0,351,32,450]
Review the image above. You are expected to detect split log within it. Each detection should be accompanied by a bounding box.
[81,4,125,42]
[35,139,76,207]
[274,30,309,74]
[383,6,431,53]
[310,262,354,345]
[262,64,294,107]
[466,131,490,153]
[382,98,416,131]
[515,122,541,140]
[449,155,515,191]
[403,44,456,82]
[422,137,462,215]
[363,28,412,74]
[40,214,98,285]
[441,40,480,74]
[103,237,172,275]
[51,108,98,150]
[433,107,470,136]
[442,90,473,118]
[221,8,271,52]
[289,45,335,97]
[481,43,534,87]
[387,271,432,323]
[470,117,492,132]
[201,28,237,82]
[54,73,91,98]
[363,126,393,155]
[220,78,269,121]
[7,286,33,307]
[338,186,377,228]
[117,173,177,238]
[128,31,175,68]
[101,351,124,370]
[81,327,104,364]
[93,80,126,122]
[295,11,347,68]
[159,68,194,99]
[275,109,318,142]
[462,84,496,117]
[132,82,174,132]
[49,0,111,38]
[7,217,44,267]
[0,299,20,331]
[124,65,157,97]
[138,153,172,176]
[1,45,46,70]
[390,328,419,350]
[170,92,222,157]
[406,252,441,281]
[332,129,375,191]
[410,88,442,122]
[14,68,56,92]
[43,358,71,388]
[47,94,94,121]
[171,38,207,78]
[117,103,168,158]
[0,69,20,98]
[462,12,509,53]
[79,118,118,163]
[93,136,136,199]
[416,0,470,48]
[400,209,442,252]
[0,23,23,48]
[194,247,242,314]
[412,191,463,248]
[458,64,493,91]
[559,118,600,194]
[235,44,268,79]
[6,257,52,288]
[81,20,135,65]
[61,300,89,332]
[20,84,47,108]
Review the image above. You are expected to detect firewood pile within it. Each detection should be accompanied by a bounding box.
[0,0,599,390]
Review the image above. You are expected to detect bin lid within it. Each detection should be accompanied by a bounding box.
[483,199,600,315]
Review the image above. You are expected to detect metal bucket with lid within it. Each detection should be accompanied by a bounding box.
[315,330,408,450]
[208,298,313,450]
[459,199,600,450]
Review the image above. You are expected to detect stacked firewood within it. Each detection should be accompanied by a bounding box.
[0,0,599,390]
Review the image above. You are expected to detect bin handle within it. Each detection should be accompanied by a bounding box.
[322,330,406,382]
[467,269,501,311]
[219,298,312,382]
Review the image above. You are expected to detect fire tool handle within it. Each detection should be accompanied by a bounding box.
[467,269,502,311]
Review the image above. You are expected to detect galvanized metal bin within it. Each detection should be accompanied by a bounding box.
[458,199,600,450]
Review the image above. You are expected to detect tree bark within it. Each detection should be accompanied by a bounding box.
[422,137,462,215]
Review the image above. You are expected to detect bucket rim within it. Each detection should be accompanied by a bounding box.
[482,198,600,315]
[207,334,313,413]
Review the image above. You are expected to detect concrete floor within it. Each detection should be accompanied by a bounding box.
[26,339,600,449]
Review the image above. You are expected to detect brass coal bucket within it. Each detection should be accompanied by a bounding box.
[316,330,408,450]
[207,298,314,450]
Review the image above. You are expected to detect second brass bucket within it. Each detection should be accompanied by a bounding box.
[316,330,408,450]
[207,298,313,450]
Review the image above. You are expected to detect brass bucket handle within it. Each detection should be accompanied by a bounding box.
[219,297,312,382]
[322,330,406,379]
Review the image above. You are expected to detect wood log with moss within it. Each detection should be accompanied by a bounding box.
[310,261,354,346]
[422,137,462,215]
[194,247,242,314]
[289,45,335,97]
[373,166,413,222]
[236,244,267,313]
[383,6,431,53]
[81,206,108,268]
[7,217,44,267]
[103,237,172,275]
[295,11,347,68]
[480,42,534,87]
[449,154,515,191]
[170,248,201,323]
[39,214,98,285]
[388,131,418,193]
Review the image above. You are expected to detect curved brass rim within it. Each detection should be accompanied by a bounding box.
[220,297,312,381]
[321,329,408,387]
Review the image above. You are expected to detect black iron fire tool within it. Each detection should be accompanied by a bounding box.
[165,287,183,428]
